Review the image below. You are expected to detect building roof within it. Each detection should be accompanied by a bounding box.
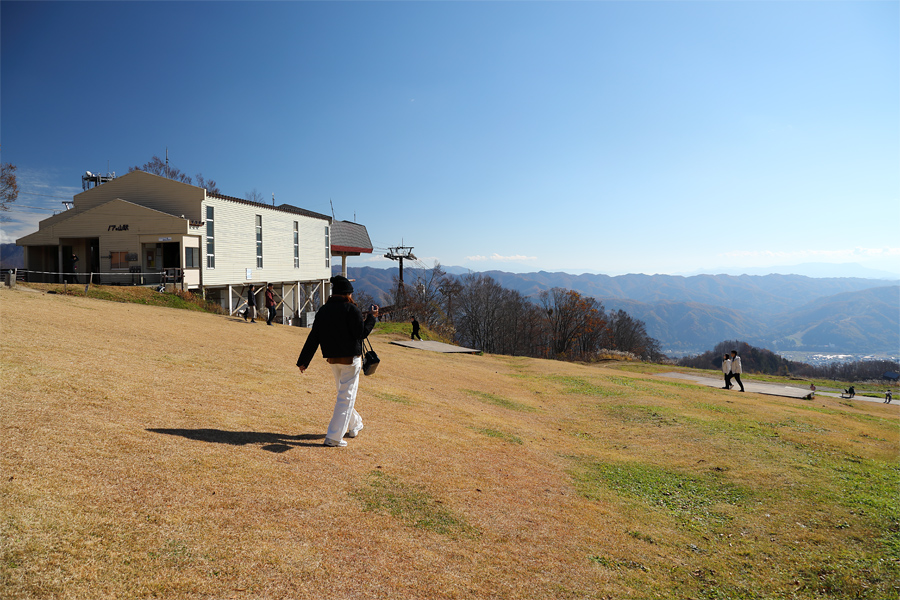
[202,195,332,222]
[330,220,373,255]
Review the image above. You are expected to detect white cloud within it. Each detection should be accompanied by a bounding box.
[0,166,86,243]
[466,253,538,262]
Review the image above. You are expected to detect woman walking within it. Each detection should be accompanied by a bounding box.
[721,353,732,389]
[730,350,745,392]
[297,276,378,447]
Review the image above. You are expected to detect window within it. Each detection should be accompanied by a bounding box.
[110,251,128,270]
[293,221,299,268]
[185,247,200,268]
[256,215,263,268]
[325,225,330,268]
[206,206,215,268]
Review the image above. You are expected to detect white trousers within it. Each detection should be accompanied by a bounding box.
[326,357,364,443]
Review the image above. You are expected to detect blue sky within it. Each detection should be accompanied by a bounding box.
[2,1,897,276]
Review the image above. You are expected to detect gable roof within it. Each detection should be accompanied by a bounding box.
[330,220,373,254]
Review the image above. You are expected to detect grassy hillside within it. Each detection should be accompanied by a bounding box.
[1,287,898,599]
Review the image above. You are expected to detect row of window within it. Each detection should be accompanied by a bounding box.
[205,206,329,270]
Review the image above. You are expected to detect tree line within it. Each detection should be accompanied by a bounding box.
[378,263,665,363]
[677,340,899,382]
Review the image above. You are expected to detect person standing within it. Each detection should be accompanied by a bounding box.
[721,353,732,389]
[885,390,893,404]
[411,317,422,340]
[730,350,745,392]
[246,284,257,323]
[265,283,276,326]
[297,276,378,447]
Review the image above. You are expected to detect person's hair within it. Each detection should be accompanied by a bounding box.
[731,350,738,354]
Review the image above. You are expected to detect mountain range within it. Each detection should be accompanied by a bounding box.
[3,240,895,357]
[341,266,899,356]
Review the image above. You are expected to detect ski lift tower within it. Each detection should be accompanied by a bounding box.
[383,245,416,287]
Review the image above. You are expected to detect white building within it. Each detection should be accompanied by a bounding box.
[15,170,362,323]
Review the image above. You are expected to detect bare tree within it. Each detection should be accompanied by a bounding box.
[245,188,265,203]
[129,155,220,194]
[540,288,606,359]
[1,158,18,219]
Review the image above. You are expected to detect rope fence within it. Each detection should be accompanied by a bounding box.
[5,268,187,291]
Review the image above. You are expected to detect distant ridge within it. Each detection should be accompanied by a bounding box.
[340,265,899,356]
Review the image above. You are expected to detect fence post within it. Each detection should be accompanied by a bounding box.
[84,272,92,294]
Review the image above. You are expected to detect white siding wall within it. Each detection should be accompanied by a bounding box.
[202,197,331,287]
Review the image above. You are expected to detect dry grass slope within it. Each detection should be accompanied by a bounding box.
[1,287,898,599]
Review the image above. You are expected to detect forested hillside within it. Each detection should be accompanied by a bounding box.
[342,266,899,355]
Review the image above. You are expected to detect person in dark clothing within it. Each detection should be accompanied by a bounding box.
[411,317,422,340]
[297,275,378,447]
[265,283,276,326]
[245,284,257,322]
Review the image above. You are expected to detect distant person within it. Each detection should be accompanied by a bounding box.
[884,390,892,404]
[265,283,276,326]
[245,285,257,323]
[721,353,732,389]
[71,253,79,283]
[730,350,745,392]
[843,386,855,399]
[297,276,378,447]
[809,383,816,398]
[411,317,422,340]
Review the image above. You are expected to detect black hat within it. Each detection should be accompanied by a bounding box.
[330,275,353,295]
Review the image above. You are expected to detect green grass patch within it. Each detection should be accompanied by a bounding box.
[547,375,627,398]
[351,471,477,538]
[571,459,751,529]
[604,404,680,426]
[462,389,537,412]
[371,322,451,343]
[373,391,414,405]
[692,402,740,414]
[471,427,523,445]
[26,283,224,313]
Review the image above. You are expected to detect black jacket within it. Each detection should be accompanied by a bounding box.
[297,296,375,368]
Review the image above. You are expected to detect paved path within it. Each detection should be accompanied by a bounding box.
[657,372,886,404]
[390,340,479,354]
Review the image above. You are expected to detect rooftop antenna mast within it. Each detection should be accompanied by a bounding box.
[330,198,336,221]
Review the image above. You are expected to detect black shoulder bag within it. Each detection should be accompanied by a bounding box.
[362,337,380,376]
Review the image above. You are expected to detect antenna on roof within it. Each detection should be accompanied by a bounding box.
[272,193,275,206]
[330,198,336,221]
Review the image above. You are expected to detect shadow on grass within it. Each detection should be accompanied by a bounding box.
[147,428,326,452]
